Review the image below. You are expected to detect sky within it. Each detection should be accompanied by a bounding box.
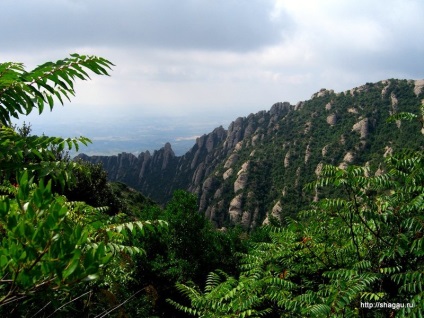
[2,0,424,155]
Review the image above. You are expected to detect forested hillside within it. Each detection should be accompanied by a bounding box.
[81,79,424,229]
[1,54,423,317]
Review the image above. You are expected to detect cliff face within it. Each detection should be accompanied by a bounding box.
[79,102,292,204]
[79,79,424,229]
[78,142,178,202]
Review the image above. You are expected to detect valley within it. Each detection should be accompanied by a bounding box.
[80,79,424,229]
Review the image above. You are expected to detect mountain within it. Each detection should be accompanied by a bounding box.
[78,79,424,229]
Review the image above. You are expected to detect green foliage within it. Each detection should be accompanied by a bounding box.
[0,171,166,315]
[167,270,273,318]
[0,54,169,316]
[109,181,157,217]
[0,173,107,305]
[0,125,90,187]
[128,190,249,317]
[63,160,125,215]
[170,108,424,317]
[0,54,113,125]
[0,54,112,187]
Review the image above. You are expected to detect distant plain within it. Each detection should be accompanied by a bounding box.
[13,108,238,156]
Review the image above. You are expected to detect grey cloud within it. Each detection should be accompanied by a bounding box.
[297,0,424,81]
[5,0,424,128]
[329,38,424,81]
[2,0,291,52]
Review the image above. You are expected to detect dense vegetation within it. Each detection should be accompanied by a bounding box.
[1,55,423,317]
[171,144,424,317]
[83,79,424,231]
[0,55,168,316]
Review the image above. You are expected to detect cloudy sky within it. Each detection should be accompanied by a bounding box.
[2,0,424,153]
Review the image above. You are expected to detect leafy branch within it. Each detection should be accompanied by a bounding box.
[0,54,113,125]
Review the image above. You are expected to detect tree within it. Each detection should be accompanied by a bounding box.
[170,109,424,317]
[63,159,124,215]
[0,54,166,316]
[0,54,112,125]
[0,54,111,185]
[130,190,249,317]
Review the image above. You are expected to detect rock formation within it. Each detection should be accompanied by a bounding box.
[79,79,424,229]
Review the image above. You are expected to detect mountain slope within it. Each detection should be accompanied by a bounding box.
[78,79,424,229]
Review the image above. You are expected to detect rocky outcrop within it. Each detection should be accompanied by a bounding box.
[78,143,178,202]
[228,194,243,224]
[383,146,393,157]
[414,79,424,95]
[327,114,338,126]
[234,161,249,193]
[304,121,312,134]
[381,80,390,97]
[338,151,354,169]
[304,144,312,164]
[352,118,370,139]
[262,201,283,225]
[223,168,233,180]
[79,79,424,229]
[322,145,329,157]
[284,150,291,168]
[312,88,334,99]
[315,162,324,176]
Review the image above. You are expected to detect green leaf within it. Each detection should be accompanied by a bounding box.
[126,222,134,233]
[19,250,27,261]
[62,249,81,279]
[0,255,9,268]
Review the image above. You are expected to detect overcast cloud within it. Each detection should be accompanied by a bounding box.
[2,0,286,52]
[2,0,424,152]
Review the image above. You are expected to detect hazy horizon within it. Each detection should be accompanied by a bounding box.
[4,0,424,157]
[12,105,247,157]
[12,76,423,157]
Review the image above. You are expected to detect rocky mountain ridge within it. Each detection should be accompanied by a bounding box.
[79,79,424,229]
